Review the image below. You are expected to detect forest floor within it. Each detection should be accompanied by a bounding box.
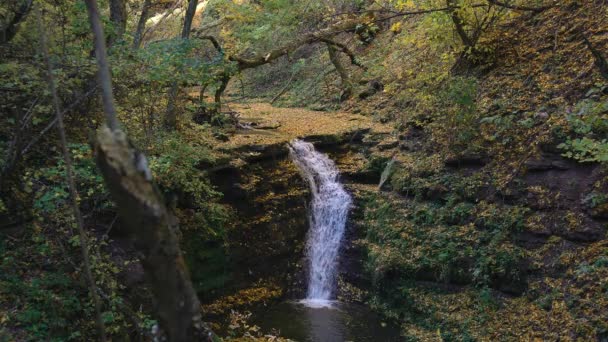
[219,101,392,149]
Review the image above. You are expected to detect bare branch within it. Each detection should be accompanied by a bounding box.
[583,35,608,81]
[229,19,361,70]
[21,87,98,156]
[486,0,554,13]
[196,35,223,54]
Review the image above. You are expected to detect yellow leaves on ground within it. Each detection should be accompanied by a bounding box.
[202,282,283,315]
[217,102,392,151]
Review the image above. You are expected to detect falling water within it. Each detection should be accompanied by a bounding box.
[288,139,352,304]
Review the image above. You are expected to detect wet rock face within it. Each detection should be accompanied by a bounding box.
[208,157,310,297]
[204,136,389,302]
[522,157,606,242]
[202,125,607,319]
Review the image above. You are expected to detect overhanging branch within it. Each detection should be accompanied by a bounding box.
[229,18,361,70]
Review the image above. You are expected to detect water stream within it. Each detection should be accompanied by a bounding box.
[288,139,352,304]
[252,140,400,341]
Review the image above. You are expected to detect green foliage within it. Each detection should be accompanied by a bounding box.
[559,137,608,162]
[438,76,481,151]
[583,192,608,209]
[217,0,330,54]
[146,131,228,239]
[114,38,227,88]
[149,133,216,201]
[364,155,392,174]
[0,223,133,341]
[558,90,608,163]
[28,144,108,215]
[363,193,527,287]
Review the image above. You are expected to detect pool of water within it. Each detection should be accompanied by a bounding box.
[252,300,402,342]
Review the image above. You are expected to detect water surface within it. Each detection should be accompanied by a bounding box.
[253,301,402,342]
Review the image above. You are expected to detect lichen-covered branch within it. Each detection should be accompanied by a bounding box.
[326,43,353,100]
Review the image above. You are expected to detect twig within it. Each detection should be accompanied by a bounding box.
[271,68,298,104]
[21,86,98,156]
[103,214,119,238]
[486,0,554,13]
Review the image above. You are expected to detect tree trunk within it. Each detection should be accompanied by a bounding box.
[84,0,119,130]
[83,0,215,339]
[132,0,152,49]
[164,85,179,129]
[109,0,127,45]
[165,0,199,130]
[213,73,230,113]
[181,0,198,39]
[0,0,33,45]
[446,0,474,48]
[327,43,352,101]
[93,127,215,341]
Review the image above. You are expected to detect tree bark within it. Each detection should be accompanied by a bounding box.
[132,0,152,49]
[181,0,198,39]
[327,43,352,101]
[319,38,367,70]
[446,0,474,48]
[84,0,119,130]
[0,98,37,193]
[83,0,215,339]
[93,127,215,341]
[109,0,128,45]
[194,35,228,112]
[164,85,179,129]
[213,73,230,112]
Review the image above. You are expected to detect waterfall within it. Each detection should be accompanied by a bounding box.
[288,139,352,304]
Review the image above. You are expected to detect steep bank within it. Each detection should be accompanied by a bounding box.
[232,2,608,339]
